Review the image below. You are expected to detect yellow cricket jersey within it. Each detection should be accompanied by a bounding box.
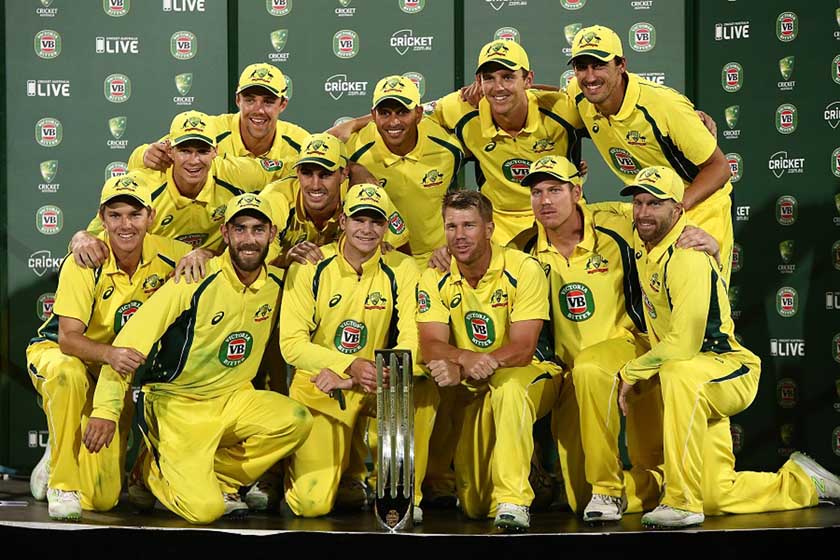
[512,202,646,368]
[92,252,284,423]
[29,234,191,352]
[346,118,464,262]
[92,160,273,253]
[566,73,732,213]
[127,113,309,182]
[280,239,420,422]
[416,243,551,359]
[430,90,584,243]
[620,215,757,385]
[260,175,410,263]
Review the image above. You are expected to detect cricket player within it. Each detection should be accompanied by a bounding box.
[25,173,191,520]
[280,184,436,523]
[416,190,561,531]
[567,25,734,281]
[84,193,313,525]
[70,110,279,276]
[132,62,308,181]
[618,166,840,528]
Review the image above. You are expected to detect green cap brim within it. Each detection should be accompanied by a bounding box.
[568,50,616,64]
[619,183,674,200]
[172,133,214,146]
[294,156,340,170]
[226,208,273,226]
[521,170,581,187]
[236,83,283,96]
[346,204,387,218]
[373,94,417,109]
[476,58,522,73]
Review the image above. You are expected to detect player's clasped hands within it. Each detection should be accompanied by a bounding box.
[427,359,463,387]
[286,240,324,265]
[311,368,354,394]
[458,351,499,380]
[346,357,379,393]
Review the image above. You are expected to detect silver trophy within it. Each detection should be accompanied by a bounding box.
[374,349,414,531]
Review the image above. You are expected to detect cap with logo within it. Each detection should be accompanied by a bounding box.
[343,183,391,219]
[169,110,217,147]
[520,155,582,187]
[372,75,421,110]
[100,171,154,208]
[224,193,275,226]
[294,132,347,172]
[569,25,624,64]
[236,62,287,97]
[620,166,684,203]
[476,39,530,74]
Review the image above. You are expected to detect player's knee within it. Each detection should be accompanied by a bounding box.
[88,490,119,513]
[571,358,610,385]
[289,404,313,445]
[182,496,225,525]
[658,360,696,392]
[46,356,90,394]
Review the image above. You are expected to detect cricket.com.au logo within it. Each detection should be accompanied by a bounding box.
[775,286,798,318]
[721,62,743,93]
[39,160,59,193]
[723,105,740,140]
[104,73,131,103]
[775,104,797,135]
[495,27,520,43]
[36,205,63,235]
[399,0,425,13]
[269,29,289,63]
[174,73,194,106]
[28,250,62,277]
[725,152,743,183]
[266,0,291,16]
[775,195,797,225]
[333,29,359,59]
[170,31,196,60]
[35,117,62,147]
[34,29,61,59]
[108,116,128,149]
[776,11,798,42]
[629,22,656,53]
[560,0,586,10]
[826,101,840,130]
[324,74,368,100]
[485,0,527,12]
[104,0,130,17]
[391,29,434,56]
[768,150,804,178]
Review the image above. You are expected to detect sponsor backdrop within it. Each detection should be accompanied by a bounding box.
[695,1,840,471]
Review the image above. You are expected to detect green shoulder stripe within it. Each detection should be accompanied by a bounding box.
[635,104,700,183]
[349,141,375,163]
[454,110,479,148]
[595,225,645,333]
[281,135,301,152]
[216,130,232,144]
[215,176,245,197]
[429,136,464,189]
[312,255,336,300]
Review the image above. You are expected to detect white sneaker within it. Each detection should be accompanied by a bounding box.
[791,451,840,503]
[583,493,628,522]
[641,504,704,528]
[245,479,279,511]
[413,505,423,525]
[335,477,368,510]
[30,445,51,502]
[47,488,81,521]
[223,492,249,517]
[494,502,530,531]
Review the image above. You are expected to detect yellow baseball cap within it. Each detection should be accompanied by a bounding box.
[475,39,530,74]
[343,183,390,219]
[372,75,421,110]
[236,62,288,97]
[224,193,275,225]
[294,133,347,172]
[99,171,153,207]
[569,25,624,64]
[520,155,582,187]
[169,110,216,147]
[620,166,684,203]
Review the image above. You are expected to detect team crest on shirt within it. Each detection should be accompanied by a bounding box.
[114,300,142,333]
[490,289,508,308]
[175,233,209,248]
[364,292,387,310]
[417,290,430,313]
[335,320,368,354]
[254,304,273,322]
[211,205,227,222]
[465,311,495,348]
[559,283,594,322]
[219,331,254,367]
[142,274,163,295]
[625,130,647,146]
[585,253,609,274]
[421,169,444,188]
[532,138,556,154]
[649,273,661,293]
[388,212,406,235]
[642,291,657,318]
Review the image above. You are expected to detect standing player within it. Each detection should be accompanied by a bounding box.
[618,166,840,527]
[280,184,436,523]
[84,193,312,525]
[566,25,734,281]
[132,62,308,181]
[26,173,190,520]
[416,191,561,531]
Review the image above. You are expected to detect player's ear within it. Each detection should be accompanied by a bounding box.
[147,206,157,224]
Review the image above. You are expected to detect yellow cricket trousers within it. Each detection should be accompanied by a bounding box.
[658,354,817,514]
[456,363,560,518]
[571,336,664,513]
[26,341,130,512]
[686,195,733,285]
[137,385,312,524]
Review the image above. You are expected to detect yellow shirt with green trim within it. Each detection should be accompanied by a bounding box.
[90,160,274,254]
[416,243,552,362]
[620,215,757,385]
[280,239,420,424]
[260,175,410,265]
[346,118,465,261]
[512,202,646,368]
[127,113,309,182]
[91,252,284,423]
[566,73,732,212]
[29,234,191,357]
[430,90,583,239]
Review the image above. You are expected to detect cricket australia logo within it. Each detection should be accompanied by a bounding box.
[585,253,608,274]
[142,274,163,295]
[532,138,555,154]
[465,311,495,348]
[114,301,142,333]
[335,320,367,354]
[559,283,594,322]
[219,331,254,367]
[254,304,273,322]
[421,169,444,188]
[625,130,647,146]
[490,289,508,308]
[364,292,387,310]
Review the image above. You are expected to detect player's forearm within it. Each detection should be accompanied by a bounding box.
[683,152,731,211]
[489,341,536,368]
[58,331,110,366]
[280,335,355,380]
[420,338,465,365]
[91,366,130,423]
[621,336,700,384]
[325,115,371,142]
[127,143,150,170]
